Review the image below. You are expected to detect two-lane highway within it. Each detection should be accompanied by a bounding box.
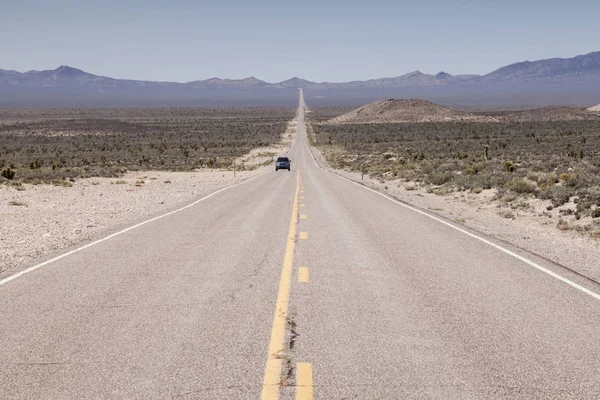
[3,91,600,399]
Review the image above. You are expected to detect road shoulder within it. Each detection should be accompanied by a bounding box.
[308,144,600,283]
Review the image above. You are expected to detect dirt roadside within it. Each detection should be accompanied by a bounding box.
[0,120,297,277]
[309,146,600,282]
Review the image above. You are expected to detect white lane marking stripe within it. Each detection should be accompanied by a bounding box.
[0,173,265,287]
[306,143,600,302]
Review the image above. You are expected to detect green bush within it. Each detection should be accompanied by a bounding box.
[1,167,15,180]
[539,185,573,207]
[465,163,484,175]
[427,172,451,186]
[505,178,536,194]
[504,161,515,173]
[29,159,43,169]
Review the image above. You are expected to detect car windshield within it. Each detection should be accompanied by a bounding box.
[276,157,289,162]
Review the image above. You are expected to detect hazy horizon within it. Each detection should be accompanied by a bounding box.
[2,0,599,83]
[1,48,599,84]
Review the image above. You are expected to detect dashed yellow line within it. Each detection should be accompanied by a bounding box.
[299,232,308,240]
[300,214,307,219]
[296,362,313,400]
[261,171,300,400]
[300,204,305,208]
[298,267,309,283]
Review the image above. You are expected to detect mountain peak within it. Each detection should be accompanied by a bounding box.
[276,77,316,88]
[2,50,600,106]
[238,76,268,87]
[485,51,600,80]
[55,65,85,73]
[53,65,93,80]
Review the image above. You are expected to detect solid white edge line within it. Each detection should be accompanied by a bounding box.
[0,173,265,287]
[306,136,600,302]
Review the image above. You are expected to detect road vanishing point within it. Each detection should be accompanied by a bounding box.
[2,91,600,399]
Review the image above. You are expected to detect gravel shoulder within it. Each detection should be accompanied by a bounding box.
[1,120,297,278]
[0,169,258,277]
[309,147,600,282]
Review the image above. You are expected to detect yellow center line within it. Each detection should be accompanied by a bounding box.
[300,214,307,219]
[299,232,308,239]
[298,267,309,283]
[296,362,314,400]
[261,170,300,400]
[300,204,305,208]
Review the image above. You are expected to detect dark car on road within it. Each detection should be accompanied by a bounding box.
[275,156,291,171]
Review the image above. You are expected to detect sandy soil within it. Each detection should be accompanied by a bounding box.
[0,169,259,276]
[0,119,297,277]
[310,148,600,282]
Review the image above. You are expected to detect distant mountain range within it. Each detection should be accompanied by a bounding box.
[1,51,599,107]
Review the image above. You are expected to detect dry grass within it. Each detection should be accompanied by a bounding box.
[0,107,294,184]
[308,107,600,223]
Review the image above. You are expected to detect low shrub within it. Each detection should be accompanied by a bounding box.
[427,172,451,186]
[505,178,536,194]
[539,185,573,207]
[1,167,15,180]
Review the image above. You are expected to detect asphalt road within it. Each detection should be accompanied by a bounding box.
[3,91,600,399]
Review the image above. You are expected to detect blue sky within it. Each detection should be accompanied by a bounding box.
[1,0,598,82]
